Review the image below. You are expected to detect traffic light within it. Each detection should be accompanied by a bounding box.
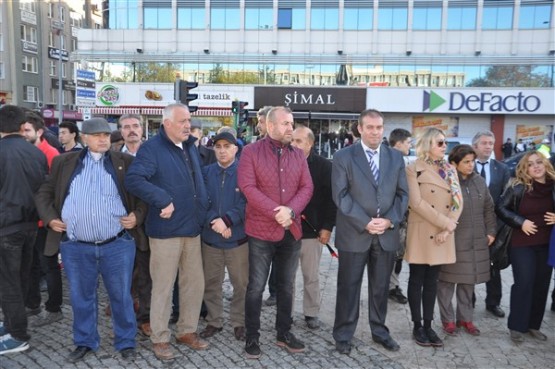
[177,80,198,113]
[239,101,249,126]
[231,100,240,114]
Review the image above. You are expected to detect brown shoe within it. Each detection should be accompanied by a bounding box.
[176,332,209,350]
[138,322,152,337]
[200,325,222,338]
[153,342,175,360]
[234,326,246,341]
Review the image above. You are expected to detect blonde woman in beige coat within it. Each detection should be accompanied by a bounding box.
[405,127,463,348]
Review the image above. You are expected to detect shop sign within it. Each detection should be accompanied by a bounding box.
[255,87,367,112]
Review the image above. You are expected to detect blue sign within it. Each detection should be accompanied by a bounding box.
[76,89,96,98]
[77,69,95,81]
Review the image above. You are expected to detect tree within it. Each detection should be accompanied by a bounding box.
[208,64,226,83]
[134,63,179,83]
[208,64,261,84]
[466,65,551,87]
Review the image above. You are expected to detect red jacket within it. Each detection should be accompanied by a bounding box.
[238,137,313,241]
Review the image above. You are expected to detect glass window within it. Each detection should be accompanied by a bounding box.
[447,7,476,30]
[0,62,4,79]
[245,8,273,30]
[311,8,339,30]
[482,6,513,29]
[50,61,56,76]
[60,36,65,50]
[72,38,77,51]
[62,63,66,78]
[19,1,36,13]
[24,86,38,102]
[144,7,172,29]
[47,3,53,18]
[177,8,205,29]
[20,25,37,43]
[22,56,38,73]
[109,0,139,29]
[344,8,373,30]
[60,7,65,22]
[278,8,305,29]
[378,7,408,30]
[413,7,441,30]
[211,8,240,29]
[519,4,552,29]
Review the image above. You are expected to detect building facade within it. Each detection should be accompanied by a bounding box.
[0,0,103,122]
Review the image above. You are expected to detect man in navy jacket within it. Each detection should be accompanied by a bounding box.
[125,103,209,360]
[199,132,248,342]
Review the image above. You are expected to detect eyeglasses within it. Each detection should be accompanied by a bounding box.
[436,140,447,147]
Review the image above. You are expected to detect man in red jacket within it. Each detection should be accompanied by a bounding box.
[238,106,313,359]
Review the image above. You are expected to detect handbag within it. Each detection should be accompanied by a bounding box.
[490,222,512,270]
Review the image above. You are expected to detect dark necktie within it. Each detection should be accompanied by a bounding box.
[365,149,380,183]
[479,161,488,179]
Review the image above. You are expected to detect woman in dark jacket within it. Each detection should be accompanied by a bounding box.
[496,151,555,343]
[437,145,497,336]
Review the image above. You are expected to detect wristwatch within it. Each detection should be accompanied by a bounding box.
[388,220,395,229]
[289,208,296,219]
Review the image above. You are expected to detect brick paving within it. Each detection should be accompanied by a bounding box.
[1,247,554,368]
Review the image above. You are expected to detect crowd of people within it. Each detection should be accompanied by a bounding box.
[1,103,554,363]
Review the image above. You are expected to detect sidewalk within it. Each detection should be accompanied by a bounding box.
[1,250,553,369]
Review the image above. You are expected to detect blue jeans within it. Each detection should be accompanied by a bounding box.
[508,245,552,333]
[60,232,137,351]
[245,231,301,340]
[0,229,36,341]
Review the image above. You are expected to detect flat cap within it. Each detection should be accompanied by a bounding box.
[81,118,111,134]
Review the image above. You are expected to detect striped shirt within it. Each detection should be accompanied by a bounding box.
[61,151,127,242]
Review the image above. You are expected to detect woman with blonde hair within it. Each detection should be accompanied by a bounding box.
[496,151,555,343]
[405,127,463,347]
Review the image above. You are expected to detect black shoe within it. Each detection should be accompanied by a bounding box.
[276,332,305,353]
[425,328,443,347]
[372,335,400,352]
[388,287,408,304]
[68,346,92,363]
[245,338,261,359]
[486,305,505,318]
[413,327,431,347]
[305,316,320,330]
[335,341,352,355]
[120,348,136,360]
[25,306,41,317]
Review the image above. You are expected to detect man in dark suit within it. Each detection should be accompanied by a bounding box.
[472,131,510,318]
[35,118,147,362]
[191,125,216,166]
[332,109,409,354]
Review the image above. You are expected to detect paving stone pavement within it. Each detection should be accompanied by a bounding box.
[1,247,554,369]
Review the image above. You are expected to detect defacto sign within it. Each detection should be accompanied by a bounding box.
[368,88,554,115]
[424,90,542,113]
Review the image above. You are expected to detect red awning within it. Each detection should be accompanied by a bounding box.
[81,107,232,117]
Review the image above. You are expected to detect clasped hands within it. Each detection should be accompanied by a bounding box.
[434,219,458,245]
[274,206,293,228]
[365,217,391,235]
[211,217,232,239]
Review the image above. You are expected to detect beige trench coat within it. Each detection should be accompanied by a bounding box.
[404,159,463,266]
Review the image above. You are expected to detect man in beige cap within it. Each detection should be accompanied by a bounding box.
[35,118,147,363]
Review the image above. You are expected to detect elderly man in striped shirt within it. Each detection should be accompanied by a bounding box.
[35,118,147,363]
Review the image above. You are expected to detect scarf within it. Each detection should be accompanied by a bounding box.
[426,158,462,211]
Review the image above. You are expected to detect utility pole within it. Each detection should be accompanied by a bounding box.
[57,0,63,125]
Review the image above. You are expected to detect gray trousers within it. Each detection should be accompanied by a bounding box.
[437,280,475,323]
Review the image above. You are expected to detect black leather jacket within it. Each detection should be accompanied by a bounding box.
[496,182,555,229]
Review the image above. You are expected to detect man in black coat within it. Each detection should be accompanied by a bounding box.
[0,105,47,355]
[291,126,336,330]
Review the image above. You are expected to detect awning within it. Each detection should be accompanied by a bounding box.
[81,107,233,117]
